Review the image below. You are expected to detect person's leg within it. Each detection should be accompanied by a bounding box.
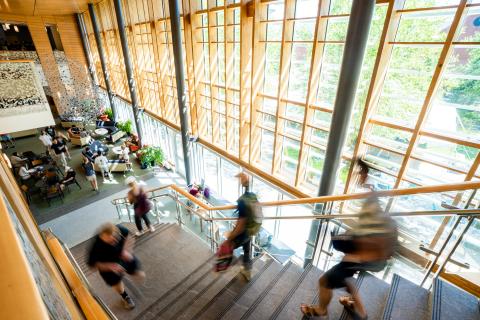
[343,278,367,318]
[241,237,252,270]
[142,214,155,232]
[112,281,135,309]
[134,215,144,233]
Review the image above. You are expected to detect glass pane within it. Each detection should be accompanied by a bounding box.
[267,22,283,41]
[365,145,404,174]
[316,44,344,108]
[368,124,412,152]
[295,0,318,18]
[204,149,219,193]
[404,0,459,9]
[260,129,274,169]
[284,120,302,137]
[425,47,480,141]
[285,104,305,121]
[268,2,284,20]
[457,7,480,42]
[325,16,349,41]
[413,136,478,173]
[293,20,315,41]
[221,159,240,203]
[305,146,324,186]
[311,128,328,146]
[396,10,455,42]
[251,178,280,234]
[280,137,300,181]
[405,159,466,185]
[376,46,442,125]
[313,110,333,128]
[288,43,313,102]
[328,0,352,15]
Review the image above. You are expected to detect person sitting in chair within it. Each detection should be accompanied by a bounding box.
[60,166,77,190]
[95,151,112,181]
[84,146,96,162]
[125,134,140,152]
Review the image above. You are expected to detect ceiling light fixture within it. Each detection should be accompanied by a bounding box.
[5,23,10,30]
[1,24,6,31]
[13,25,19,32]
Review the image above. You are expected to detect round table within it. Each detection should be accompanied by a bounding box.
[112,146,123,155]
[90,140,109,154]
[94,128,109,137]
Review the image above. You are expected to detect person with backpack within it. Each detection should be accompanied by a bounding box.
[220,172,262,281]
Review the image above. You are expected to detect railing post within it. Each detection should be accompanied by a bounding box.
[430,216,475,286]
[174,191,182,226]
[153,198,160,224]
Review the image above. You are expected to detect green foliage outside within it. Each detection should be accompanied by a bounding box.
[117,120,133,135]
[104,108,113,120]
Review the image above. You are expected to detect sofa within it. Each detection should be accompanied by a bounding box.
[70,135,92,147]
[107,130,126,143]
[94,160,128,173]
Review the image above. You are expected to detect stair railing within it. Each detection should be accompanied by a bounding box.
[112,181,480,291]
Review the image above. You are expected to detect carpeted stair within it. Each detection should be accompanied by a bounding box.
[71,222,480,320]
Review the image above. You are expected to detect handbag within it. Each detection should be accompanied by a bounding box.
[331,233,356,253]
[215,241,234,272]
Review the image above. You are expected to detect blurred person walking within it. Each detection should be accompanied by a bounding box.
[218,172,262,281]
[126,176,154,236]
[88,223,145,310]
[300,159,398,320]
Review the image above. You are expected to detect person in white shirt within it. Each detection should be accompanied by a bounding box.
[39,130,52,154]
[18,165,32,181]
[119,144,132,171]
[95,151,111,181]
[10,152,28,169]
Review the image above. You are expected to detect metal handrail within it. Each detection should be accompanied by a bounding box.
[113,190,480,222]
[111,180,480,212]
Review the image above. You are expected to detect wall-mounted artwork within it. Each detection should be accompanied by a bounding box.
[0,60,54,133]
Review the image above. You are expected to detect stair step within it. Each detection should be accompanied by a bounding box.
[219,261,286,320]
[274,266,323,320]
[195,256,273,320]
[175,258,270,320]
[432,277,480,320]
[243,262,308,320]
[382,274,429,320]
[134,256,213,320]
[157,262,238,320]
[339,272,390,320]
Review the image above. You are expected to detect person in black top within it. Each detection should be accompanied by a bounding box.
[82,157,98,191]
[45,126,56,138]
[88,223,145,310]
[51,137,68,170]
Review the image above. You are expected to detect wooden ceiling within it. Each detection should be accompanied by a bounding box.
[0,0,102,16]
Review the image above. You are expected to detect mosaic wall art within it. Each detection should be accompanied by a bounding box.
[0,60,55,132]
[0,62,49,116]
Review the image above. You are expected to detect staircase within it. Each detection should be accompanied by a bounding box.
[71,221,480,320]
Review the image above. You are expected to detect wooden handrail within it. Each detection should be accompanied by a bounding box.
[44,231,111,320]
[112,180,480,212]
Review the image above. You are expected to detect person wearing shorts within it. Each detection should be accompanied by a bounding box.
[88,223,145,310]
[82,157,98,191]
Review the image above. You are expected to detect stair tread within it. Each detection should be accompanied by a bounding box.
[195,257,272,320]
[244,262,306,320]
[134,256,213,320]
[220,261,285,320]
[382,274,429,320]
[340,273,390,320]
[274,266,323,320]
[432,277,480,320]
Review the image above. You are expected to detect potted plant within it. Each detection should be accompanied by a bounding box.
[137,146,164,169]
[99,108,113,121]
[117,120,133,135]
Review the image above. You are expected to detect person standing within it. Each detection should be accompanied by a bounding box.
[39,130,53,155]
[45,126,56,139]
[82,157,98,192]
[95,151,112,181]
[88,223,145,310]
[220,172,262,281]
[126,176,154,236]
[51,137,68,170]
[119,144,132,171]
[10,152,28,169]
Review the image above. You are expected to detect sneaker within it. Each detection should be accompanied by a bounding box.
[240,268,251,282]
[149,225,155,233]
[122,296,135,310]
[135,231,143,237]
